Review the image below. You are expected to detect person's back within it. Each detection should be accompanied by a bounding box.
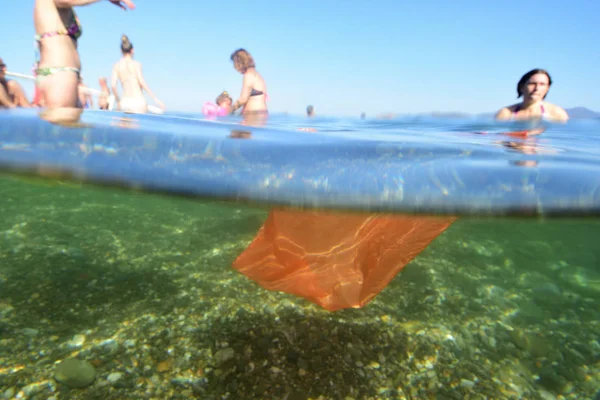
[230,49,268,115]
[111,35,163,114]
[114,57,143,98]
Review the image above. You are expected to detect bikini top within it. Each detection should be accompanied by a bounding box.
[513,103,545,117]
[35,12,82,43]
[33,12,82,72]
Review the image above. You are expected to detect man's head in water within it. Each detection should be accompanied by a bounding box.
[121,34,134,55]
[216,91,233,113]
[517,69,552,101]
[306,105,314,117]
[231,49,255,74]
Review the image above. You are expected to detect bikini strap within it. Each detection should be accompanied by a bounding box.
[514,103,545,115]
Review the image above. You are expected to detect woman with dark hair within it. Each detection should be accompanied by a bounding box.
[0,59,32,108]
[495,68,569,122]
[34,0,134,110]
[230,49,268,115]
[111,34,164,114]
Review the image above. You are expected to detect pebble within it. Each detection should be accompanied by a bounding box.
[20,382,48,397]
[98,339,119,353]
[214,347,235,366]
[67,334,86,348]
[171,377,192,388]
[0,303,14,318]
[368,361,381,369]
[460,379,476,389]
[3,388,15,399]
[54,359,96,388]
[21,328,39,337]
[107,372,124,384]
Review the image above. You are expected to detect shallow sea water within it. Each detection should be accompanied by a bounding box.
[0,109,599,399]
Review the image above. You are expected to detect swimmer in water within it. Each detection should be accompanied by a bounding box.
[34,0,135,111]
[111,34,164,114]
[215,91,233,114]
[230,49,268,115]
[78,77,93,108]
[0,58,32,108]
[495,69,569,123]
[202,91,233,117]
[98,77,111,110]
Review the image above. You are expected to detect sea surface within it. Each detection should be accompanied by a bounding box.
[0,109,599,399]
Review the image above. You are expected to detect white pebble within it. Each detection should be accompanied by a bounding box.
[67,334,86,348]
[107,372,123,383]
[460,379,475,389]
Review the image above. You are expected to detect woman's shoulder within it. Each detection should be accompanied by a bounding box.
[495,103,519,119]
[543,102,569,121]
[251,70,266,85]
[543,101,563,112]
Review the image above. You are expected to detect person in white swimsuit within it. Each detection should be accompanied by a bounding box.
[111,34,164,114]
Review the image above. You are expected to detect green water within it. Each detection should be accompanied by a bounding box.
[0,175,598,399]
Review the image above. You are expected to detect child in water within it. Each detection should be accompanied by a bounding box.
[203,91,232,116]
[215,91,232,114]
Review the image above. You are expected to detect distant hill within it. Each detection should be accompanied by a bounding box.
[565,107,600,119]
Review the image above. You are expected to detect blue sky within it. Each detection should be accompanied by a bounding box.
[1,0,599,116]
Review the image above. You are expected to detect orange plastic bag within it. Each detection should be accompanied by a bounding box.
[233,209,457,311]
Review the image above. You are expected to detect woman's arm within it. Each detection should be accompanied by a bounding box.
[136,64,164,108]
[110,65,120,103]
[54,0,135,9]
[495,107,512,121]
[550,105,569,123]
[54,0,103,6]
[0,84,15,108]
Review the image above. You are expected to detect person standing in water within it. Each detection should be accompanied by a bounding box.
[98,77,111,110]
[230,49,268,115]
[111,35,164,114]
[306,105,315,117]
[0,58,32,108]
[34,0,135,110]
[78,77,93,108]
[495,69,569,123]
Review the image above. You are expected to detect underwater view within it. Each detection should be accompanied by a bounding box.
[0,110,599,399]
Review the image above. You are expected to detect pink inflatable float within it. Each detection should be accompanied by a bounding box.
[202,101,230,117]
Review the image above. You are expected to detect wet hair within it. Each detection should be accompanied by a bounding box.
[230,49,255,73]
[121,35,133,54]
[517,69,552,98]
[216,91,232,105]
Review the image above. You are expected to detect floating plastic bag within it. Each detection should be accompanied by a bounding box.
[233,209,457,311]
